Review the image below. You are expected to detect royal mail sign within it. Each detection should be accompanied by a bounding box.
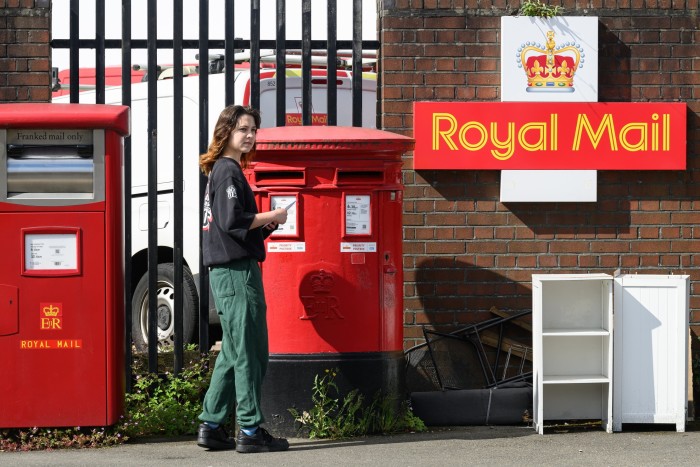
[413,102,686,170]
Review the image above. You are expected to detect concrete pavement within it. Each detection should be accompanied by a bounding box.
[3,425,700,466]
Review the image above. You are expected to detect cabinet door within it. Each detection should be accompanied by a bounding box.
[613,274,689,432]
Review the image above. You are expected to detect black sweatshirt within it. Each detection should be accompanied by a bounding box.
[201,157,266,266]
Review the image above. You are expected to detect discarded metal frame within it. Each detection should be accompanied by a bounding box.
[422,310,533,390]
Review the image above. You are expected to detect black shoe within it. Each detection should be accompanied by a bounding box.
[235,427,289,453]
[197,423,236,450]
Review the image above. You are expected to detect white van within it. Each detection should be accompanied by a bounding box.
[53,60,377,349]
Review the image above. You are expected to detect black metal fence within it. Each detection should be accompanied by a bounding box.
[50,0,379,388]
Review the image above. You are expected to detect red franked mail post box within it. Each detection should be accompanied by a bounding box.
[247,126,413,435]
[0,103,130,428]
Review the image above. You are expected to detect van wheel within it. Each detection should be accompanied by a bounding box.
[131,263,198,351]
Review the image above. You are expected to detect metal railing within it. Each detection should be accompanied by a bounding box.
[50,0,379,389]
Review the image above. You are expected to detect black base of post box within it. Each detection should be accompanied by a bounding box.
[261,351,406,437]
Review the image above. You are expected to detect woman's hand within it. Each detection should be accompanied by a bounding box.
[273,207,288,225]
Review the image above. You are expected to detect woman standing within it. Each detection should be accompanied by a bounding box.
[196,105,289,453]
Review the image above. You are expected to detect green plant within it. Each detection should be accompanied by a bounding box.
[0,349,213,451]
[288,368,426,439]
[518,0,562,18]
[119,350,212,438]
[0,426,125,452]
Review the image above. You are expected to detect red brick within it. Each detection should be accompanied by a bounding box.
[474,227,494,239]
[508,241,549,254]
[454,227,474,239]
[425,73,465,85]
[497,255,517,268]
[539,256,558,268]
[425,16,466,29]
[0,87,18,100]
[671,212,700,224]
[661,227,681,239]
[549,241,590,253]
[467,212,508,225]
[8,72,46,86]
[9,16,49,29]
[559,256,579,267]
[661,255,681,266]
[639,227,660,239]
[424,44,466,57]
[455,87,476,99]
[475,86,498,100]
[579,256,598,268]
[468,241,508,254]
[600,256,620,268]
[631,241,672,253]
[640,255,662,267]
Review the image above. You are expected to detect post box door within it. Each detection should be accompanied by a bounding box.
[265,191,383,354]
[0,212,107,427]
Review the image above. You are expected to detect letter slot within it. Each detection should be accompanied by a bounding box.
[7,144,94,195]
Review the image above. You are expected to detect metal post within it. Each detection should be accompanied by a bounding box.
[146,0,158,372]
[225,0,235,106]
[250,0,261,110]
[352,0,362,127]
[301,0,311,125]
[121,0,133,392]
[69,0,79,103]
[95,0,105,104]
[198,0,210,355]
[327,0,337,126]
[276,0,286,126]
[173,0,185,375]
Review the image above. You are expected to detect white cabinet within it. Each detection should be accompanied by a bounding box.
[613,274,689,432]
[532,273,689,434]
[532,274,613,434]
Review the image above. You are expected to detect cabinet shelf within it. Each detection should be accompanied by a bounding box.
[543,328,609,337]
[543,374,610,384]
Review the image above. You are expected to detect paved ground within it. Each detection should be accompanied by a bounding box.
[3,425,700,466]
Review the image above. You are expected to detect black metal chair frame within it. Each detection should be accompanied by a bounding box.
[422,310,533,390]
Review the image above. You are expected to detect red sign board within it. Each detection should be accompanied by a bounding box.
[413,102,686,170]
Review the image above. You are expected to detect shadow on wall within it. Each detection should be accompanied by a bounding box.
[505,199,631,236]
[599,22,631,101]
[407,259,533,393]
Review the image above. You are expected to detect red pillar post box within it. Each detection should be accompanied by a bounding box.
[0,103,130,428]
[248,126,414,434]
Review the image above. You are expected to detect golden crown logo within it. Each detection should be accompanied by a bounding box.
[517,31,584,92]
[42,304,61,317]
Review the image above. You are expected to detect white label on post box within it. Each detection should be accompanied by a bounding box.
[340,242,376,253]
[25,233,78,270]
[267,242,306,253]
[269,195,297,236]
[345,195,371,235]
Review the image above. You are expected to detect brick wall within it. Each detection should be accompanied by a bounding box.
[0,0,51,102]
[378,0,700,348]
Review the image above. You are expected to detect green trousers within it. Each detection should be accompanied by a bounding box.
[199,258,269,428]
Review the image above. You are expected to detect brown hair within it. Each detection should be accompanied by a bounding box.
[199,105,262,175]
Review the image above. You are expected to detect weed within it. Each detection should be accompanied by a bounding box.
[119,351,211,438]
[289,368,426,439]
[518,0,562,18]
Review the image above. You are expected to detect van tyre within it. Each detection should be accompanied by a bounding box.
[132,263,198,351]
